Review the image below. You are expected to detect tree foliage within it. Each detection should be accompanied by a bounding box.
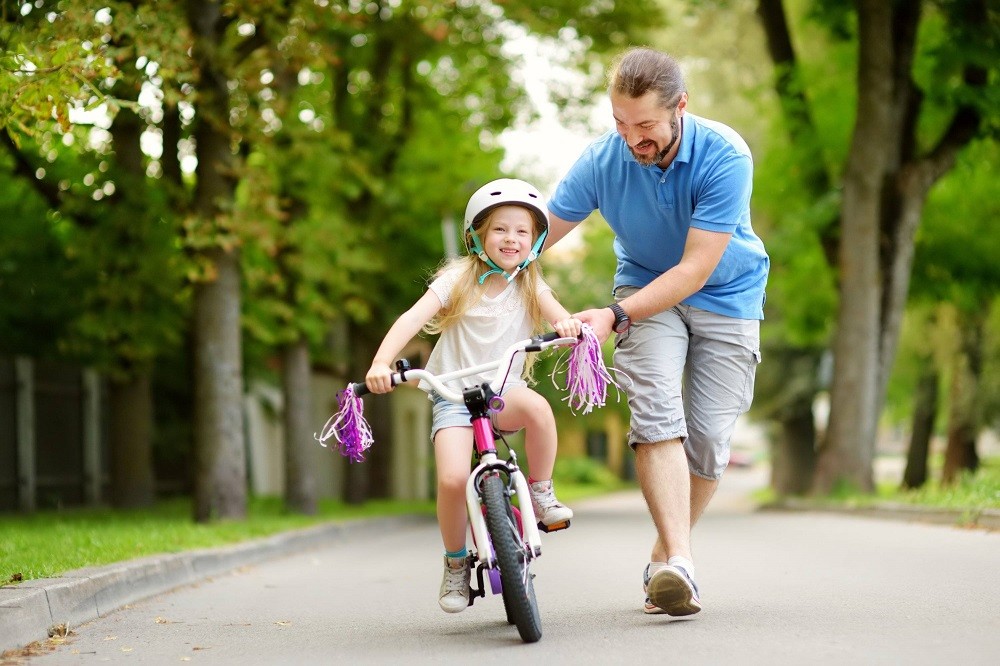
[2,0,662,515]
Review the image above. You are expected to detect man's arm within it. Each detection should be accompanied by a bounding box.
[618,227,731,320]
[544,211,579,250]
[574,227,732,341]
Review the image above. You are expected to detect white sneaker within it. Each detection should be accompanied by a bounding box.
[643,562,702,616]
[529,480,573,527]
[438,556,470,613]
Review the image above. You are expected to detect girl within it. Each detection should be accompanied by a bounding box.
[364,178,581,614]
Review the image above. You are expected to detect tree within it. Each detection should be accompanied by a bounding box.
[753,0,997,493]
[909,138,1000,485]
[2,1,188,508]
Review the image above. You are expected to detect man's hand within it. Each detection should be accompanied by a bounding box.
[573,307,617,344]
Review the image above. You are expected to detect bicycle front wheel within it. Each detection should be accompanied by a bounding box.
[481,472,541,643]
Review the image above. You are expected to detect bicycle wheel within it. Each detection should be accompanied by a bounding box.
[481,472,542,643]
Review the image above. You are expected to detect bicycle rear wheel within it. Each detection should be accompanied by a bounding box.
[481,472,541,643]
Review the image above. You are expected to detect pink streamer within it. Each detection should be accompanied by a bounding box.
[315,384,374,463]
[557,324,622,415]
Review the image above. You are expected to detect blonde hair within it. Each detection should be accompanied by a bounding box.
[423,205,550,380]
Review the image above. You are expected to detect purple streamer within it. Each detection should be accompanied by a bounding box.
[558,324,622,415]
[314,384,374,463]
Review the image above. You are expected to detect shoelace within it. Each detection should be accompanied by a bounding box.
[442,566,467,593]
[532,487,561,510]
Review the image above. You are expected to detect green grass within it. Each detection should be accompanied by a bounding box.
[0,466,629,584]
[0,496,435,582]
[755,456,1000,511]
[874,458,1000,509]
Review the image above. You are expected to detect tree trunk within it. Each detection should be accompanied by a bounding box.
[941,312,983,485]
[282,338,317,514]
[901,362,938,490]
[192,248,246,521]
[814,1,895,495]
[108,373,156,507]
[770,397,816,496]
[188,0,247,522]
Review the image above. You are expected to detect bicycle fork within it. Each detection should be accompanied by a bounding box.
[465,454,542,606]
[466,454,543,565]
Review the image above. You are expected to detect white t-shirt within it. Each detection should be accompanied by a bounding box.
[419,265,551,396]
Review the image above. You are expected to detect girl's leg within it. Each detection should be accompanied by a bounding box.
[434,426,474,552]
[493,386,558,481]
[494,386,572,527]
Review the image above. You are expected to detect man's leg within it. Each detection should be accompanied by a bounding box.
[647,472,719,561]
[690,474,719,526]
[638,439,705,616]
[635,438,691,563]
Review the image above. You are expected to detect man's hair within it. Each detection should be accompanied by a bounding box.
[608,47,686,109]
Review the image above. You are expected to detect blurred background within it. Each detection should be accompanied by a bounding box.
[1,0,997,521]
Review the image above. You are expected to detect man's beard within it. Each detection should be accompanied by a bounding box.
[630,115,680,167]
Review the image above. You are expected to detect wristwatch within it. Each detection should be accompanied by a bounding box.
[607,303,631,334]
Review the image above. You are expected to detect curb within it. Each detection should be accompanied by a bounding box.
[0,515,429,654]
[760,499,1000,531]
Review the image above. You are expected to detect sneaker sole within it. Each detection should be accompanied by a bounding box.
[646,569,701,616]
[643,599,669,615]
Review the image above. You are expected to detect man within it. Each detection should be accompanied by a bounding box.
[546,47,768,616]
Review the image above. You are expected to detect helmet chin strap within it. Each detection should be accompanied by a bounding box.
[470,230,548,285]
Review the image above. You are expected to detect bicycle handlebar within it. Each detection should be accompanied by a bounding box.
[349,331,578,404]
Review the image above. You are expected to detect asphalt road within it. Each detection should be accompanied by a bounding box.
[18,467,1000,665]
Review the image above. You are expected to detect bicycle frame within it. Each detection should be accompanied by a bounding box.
[350,332,576,570]
[461,383,542,570]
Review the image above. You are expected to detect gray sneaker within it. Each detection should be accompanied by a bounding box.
[438,556,470,613]
[643,562,702,616]
[529,480,573,527]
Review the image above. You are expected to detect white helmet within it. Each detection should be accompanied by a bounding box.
[463,178,549,283]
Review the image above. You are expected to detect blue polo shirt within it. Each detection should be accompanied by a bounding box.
[548,113,769,320]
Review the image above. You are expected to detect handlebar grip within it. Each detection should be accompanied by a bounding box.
[537,331,561,342]
[349,381,370,396]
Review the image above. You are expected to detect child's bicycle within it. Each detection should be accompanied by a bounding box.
[343,332,579,643]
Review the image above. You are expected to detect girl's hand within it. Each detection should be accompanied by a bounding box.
[365,362,395,394]
[553,317,583,338]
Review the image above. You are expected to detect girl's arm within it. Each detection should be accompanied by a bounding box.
[365,289,443,393]
[539,290,582,338]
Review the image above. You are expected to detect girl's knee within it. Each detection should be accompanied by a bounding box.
[437,471,466,496]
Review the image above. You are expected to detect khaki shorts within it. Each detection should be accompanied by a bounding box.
[613,287,761,480]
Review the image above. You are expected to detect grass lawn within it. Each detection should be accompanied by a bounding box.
[0,474,630,584]
[754,456,1000,512]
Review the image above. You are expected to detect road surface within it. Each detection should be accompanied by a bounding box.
[20,467,1000,664]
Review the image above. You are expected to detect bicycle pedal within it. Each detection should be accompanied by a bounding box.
[537,519,570,533]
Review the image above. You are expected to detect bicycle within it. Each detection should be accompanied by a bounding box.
[334,331,580,643]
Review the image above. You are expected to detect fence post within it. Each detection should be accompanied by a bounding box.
[15,356,36,512]
[82,368,102,505]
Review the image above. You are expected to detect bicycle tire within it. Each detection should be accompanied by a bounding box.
[481,472,542,643]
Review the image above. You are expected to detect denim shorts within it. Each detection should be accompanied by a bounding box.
[613,287,761,480]
[429,391,517,443]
